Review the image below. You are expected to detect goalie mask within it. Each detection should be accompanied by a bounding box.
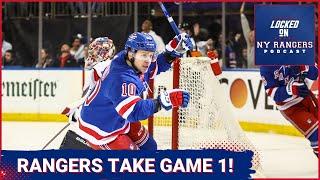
[85,37,116,69]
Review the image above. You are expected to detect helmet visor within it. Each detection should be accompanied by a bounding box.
[134,50,158,62]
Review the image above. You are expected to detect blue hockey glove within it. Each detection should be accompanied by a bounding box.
[165,33,193,58]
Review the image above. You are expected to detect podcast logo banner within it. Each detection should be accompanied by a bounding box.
[255,5,315,65]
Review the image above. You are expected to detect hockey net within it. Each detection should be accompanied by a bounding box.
[148,57,263,174]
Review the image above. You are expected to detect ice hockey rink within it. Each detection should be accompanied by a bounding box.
[2,1,318,179]
[2,121,318,178]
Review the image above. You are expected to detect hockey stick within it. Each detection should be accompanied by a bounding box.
[159,3,222,76]
[159,2,194,57]
[41,74,93,150]
[158,2,180,36]
[42,102,83,150]
[42,122,70,150]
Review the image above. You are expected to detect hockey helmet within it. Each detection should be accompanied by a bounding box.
[125,32,157,52]
[85,37,116,69]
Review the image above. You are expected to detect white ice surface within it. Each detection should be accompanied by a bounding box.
[2,121,318,178]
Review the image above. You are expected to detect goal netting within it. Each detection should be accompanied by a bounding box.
[148,57,262,173]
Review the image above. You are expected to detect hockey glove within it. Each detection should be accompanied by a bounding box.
[61,98,85,124]
[158,89,190,111]
[61,107,78,124]
[286,78,309,97]
[165,32,193,58]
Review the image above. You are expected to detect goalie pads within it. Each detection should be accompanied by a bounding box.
[59,130,92,150]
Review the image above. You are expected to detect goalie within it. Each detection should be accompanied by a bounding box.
[60,36,116,150]
[61,32,192,150]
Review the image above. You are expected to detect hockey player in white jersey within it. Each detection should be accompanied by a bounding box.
[60,37,116,149]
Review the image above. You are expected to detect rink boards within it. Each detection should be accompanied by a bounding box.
[2,68,318,136]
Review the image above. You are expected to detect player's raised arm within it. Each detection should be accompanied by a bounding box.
[151,32,194,75]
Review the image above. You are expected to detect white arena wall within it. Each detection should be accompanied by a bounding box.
[2,69,83,121]
[3,68,317,136]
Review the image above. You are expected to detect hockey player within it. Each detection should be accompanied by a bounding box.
[72,32,192,150]
[60,37,116,150]
[260,65,318,157]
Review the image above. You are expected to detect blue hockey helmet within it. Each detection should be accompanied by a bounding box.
[125,32,157,52]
